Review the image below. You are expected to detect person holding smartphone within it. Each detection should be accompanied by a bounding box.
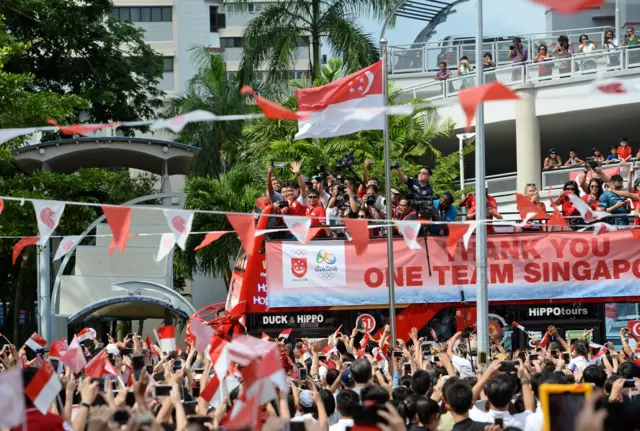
[578,34,597,72]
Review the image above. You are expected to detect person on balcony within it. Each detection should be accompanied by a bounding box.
[457,56,474,89]
[509,37,528,82]
[603,29,620,69]
[435,61,452,81]
[552,35,573,76]
[622,27,640,65]
[483,53,496,83]
[534,44,553,80]
[543,149,562,170]
[591,147,606,164]
[564,149,585,166]
[578,34,597,72]
[618,137,633,163]
[599,174,630,226]
[605,146,620,164]
[607,166,640,225]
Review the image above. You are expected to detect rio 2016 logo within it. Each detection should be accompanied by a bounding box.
[316,249,337,265]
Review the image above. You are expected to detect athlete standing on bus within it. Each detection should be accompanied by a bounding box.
[267,161,308,216]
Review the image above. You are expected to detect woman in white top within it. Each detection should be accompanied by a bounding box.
[603,28,620,69]
[457,56,474,89]
[578,34,597,72]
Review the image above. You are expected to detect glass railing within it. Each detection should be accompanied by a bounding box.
[389,26,611,74]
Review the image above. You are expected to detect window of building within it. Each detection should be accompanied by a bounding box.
[220,37,243,48]
[210,6,220,32]
[163,57,174,72]
[112,7,172,22]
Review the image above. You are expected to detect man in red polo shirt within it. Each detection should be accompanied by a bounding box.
[306,189,328,237]
[458,189,503,233]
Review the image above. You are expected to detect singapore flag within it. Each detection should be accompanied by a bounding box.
[156,233,176,262]
[294,61,383,139]
[54,235,82,261]
[32,200,65,245]
[163,209,194,250]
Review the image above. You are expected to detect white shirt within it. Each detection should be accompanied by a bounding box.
[469,407,531,430]
[330,418,354,431]
[452,355,474,378]
[568,355,594,373]
[524,404,543,431]
[291,413,316,423]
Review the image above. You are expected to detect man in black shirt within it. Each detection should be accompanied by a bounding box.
[394,165,435,198]
[443,378,499,431]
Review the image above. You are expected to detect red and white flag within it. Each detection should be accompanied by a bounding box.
[84,349,107,378]
[32,200,65,245]
[261,332,270,340]
[156,233,176,262]
[394,220,422,251]
[294,61,383,140]
[207,337,230,381]
[567,194,609,224]
[283,216,311,244]
[155,325,177,352]
[0,368,26,428]
[226,391,261,430]
[360,332,370,348]
[77,328,97,343]
[629,320,640,338]
[512,321,527,332]
[163,209,194,250]
[279,328,292,340]
[539,332,550,349]
[200,374,240,408]
[241,345,288,404]
[54,235,81,261]
[191,318,214,354]
[592,78,638,95]
[48,338,69,359]
[25,332,47,352]
[226,335,274,366]
[150,110,217,133]
[103,359,119,377]
[24,361,61,414]
[61,336,86,374]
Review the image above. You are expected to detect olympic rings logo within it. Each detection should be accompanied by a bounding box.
[320,273,335,280]
[291,249,307,257]
[316,249,337,264]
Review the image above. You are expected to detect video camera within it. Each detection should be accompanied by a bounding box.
[335,151,356,170]
[408,186,436,219]
[270,158,285,169]
[312,164,327,182]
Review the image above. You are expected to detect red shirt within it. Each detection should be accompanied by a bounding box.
[582,193,599,210]
[618,145,632,159]
[523,201,546,229]
[461,194,498,233]
[285,198,307,217]
[559,194,580,217]
[12,408,73,431]
[306,204,327,226]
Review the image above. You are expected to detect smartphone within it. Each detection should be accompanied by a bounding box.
[172,362,182,371]
[113,409,130,425]
[343,361,352,368]
[563,352,570,362]
[126,333,135,339]
[188,417,213,425]
[624,379,636,388]
[95,377,106,392]
[494,416,504,427]
[433,356,440,362]
[404,363,411,375]
[183,400,197,415]
[500,361,518,372]
[392,350,403,357]
[421,341,434,349]
[529,354,539,361]
[299,368,308,381]
[132,355,145,380]
[540,384,592,431]
[155,372,165,382]
[153,385,173,397]
[145,365,154,374]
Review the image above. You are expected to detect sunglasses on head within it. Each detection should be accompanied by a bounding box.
[526,183,536,187]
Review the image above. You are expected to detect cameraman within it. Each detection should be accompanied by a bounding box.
[509,37,528,81]
[394,165,435,198]
[362,184,386,219]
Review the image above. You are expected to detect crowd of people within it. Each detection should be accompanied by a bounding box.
[262,159,504,239]
[2,322,640,431]
[434,26,640,85]
[543,139,635,170]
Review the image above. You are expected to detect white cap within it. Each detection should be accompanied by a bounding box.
[106,344,120,356]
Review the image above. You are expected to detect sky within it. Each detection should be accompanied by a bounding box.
[358,0,548,47]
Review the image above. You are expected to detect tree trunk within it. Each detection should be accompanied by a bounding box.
[311,0,321,80]
[13,248,34,343]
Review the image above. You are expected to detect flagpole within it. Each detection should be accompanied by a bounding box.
[380,2,407,348]
[474,0,490,364]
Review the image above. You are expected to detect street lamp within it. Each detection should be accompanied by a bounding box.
[456,132,475,191]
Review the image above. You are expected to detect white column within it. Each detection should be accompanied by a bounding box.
[515,88,541,193]
[37,241,51,344]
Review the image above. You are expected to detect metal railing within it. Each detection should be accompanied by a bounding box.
[541,159,636,189]
[462,171,517,196]
[401,45,640,101]
[389,26,611,74]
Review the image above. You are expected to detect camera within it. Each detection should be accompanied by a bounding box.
[365,194,377,207]
[270,158,285,169]
[276,200,289,209]
[586,157,599,170]
[314,164,327,182]
[335,151,356,170]
[390,161,400,169]
[509,45,515,51]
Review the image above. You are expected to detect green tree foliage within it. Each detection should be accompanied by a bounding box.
[238,0,385,84]
[173,165,263,285]
[167,50,252,177]
[0,0,164,127]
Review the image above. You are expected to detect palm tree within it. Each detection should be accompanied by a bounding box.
[173,164,264,286]
[238,0,385,84]
[167,48,252,177]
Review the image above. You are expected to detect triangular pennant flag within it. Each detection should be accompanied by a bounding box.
[446,223,474,257]
[163,209,194,250]
[46,118,114,136]
[241,86,305,121]
[13,237,39,265]
[531,0,604,15]
[0,197,4,214]
[194,232,227,251]
[459,82,519,131]
[588,222,617,237]
[226,214,256,255]
[261,333,270,340]
[567,194,609,223]
[515,193,550,222]
[150,110,217,133]
[283,216,311,244]
[343,219,369,261]
[54,235,82,261]
[548,209,568,230]
[156,233,176,262]
[32,200,65,245]
[394,220,422,250]
[102,206,132,253]
[109,234,137,257]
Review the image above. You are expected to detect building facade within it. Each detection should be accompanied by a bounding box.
[110,0,312,95]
